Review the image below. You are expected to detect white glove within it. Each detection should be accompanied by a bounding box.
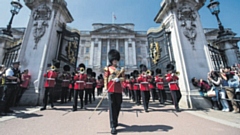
[112,78,120,82]
[171,73,174,76]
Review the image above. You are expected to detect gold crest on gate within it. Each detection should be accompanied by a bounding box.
[150,42,160,64]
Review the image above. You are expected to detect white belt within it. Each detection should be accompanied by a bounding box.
[76,81,84,83]
[63,80,70,82]
[157,82,163,84]
[169,81,177,84]
[86,82,93,84]
[134,83,139,85]
[47,78,55,80]
[141,82,149,84]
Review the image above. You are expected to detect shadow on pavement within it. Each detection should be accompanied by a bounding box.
[117,123,173,133]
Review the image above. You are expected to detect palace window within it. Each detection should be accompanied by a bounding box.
[128,43,132,47]
[94,43,98,47]
[119,59,125,67]
[81,40,86,44]
[137,47,141,54]
[85,59,89,67]
[85,47,89,53]
[102,45,107,53]
[119,45,124,53]
[101,59,107,67]
[137,59,142,68]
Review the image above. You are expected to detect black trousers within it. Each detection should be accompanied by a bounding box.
[157,89,166,104]
[97,88,101,96]
[2,85,17,112]
[108,93,122,128]
[141,91,150,111]
[43,87,54,108]
[92,87,95,101]
[73,90,84,109]
[151,88,157,101]
[68,88,74,101]
[124,88,129,97]
[170,90,182,110]
[85,89,92,105]
[61,87,68,103]
[15,87,27,105]
[134,90,141,104]
[130,90,135,101]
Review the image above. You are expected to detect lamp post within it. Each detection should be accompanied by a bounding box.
[2,0,23,37]
[207,0,226,38]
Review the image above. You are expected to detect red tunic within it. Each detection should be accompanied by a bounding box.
[133,79,139,91]
[137,75,151,91]
[61,72,71,87]
[122,80,127,89]
[85,77,93,89]
[74,73,87,90]
[104,66,124,93]
[126,79,132,90]
[165,73,180,91]
[148,76,155,89]
[44,70,58,88]
[20,74,31,88]
[96,79,103,88]
[155,75,164,90]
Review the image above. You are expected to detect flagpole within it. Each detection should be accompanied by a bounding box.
[112,12,114,24]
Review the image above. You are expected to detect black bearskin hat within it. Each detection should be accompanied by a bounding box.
[108,49,120,64]
[91,72,96,77]
[151,70,154,76]
[166,63,174,71]
[78,63,86,69]
[155,68,161,74]
[86,68,92,76]
[99,74,103,79]
[133,70,139,78]
[63,65,70,71]
[139,64,147,73]
[97,76,101,80]
[51,61,60,70]
[191,77,199,87]
[126,74,130,79]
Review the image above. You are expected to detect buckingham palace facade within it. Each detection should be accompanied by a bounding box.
[77,23,150,74]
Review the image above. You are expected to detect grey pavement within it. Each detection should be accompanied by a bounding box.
[0,94,240,135]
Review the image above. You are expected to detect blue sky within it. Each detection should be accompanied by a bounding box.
[0,0,239,37]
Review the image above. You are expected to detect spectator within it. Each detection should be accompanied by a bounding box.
[209,70,230,112]
[222,66,239,113]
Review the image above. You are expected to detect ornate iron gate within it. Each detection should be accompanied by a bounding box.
[208,44,227,70]
[2,44,21,67]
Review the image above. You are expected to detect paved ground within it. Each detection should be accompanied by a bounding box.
[0,94,240,135]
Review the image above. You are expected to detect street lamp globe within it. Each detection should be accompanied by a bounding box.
[207,0,220,15]
[10,0,23,15]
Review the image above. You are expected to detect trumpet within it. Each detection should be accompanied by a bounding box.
[173,70,180,76]
[146,70,152,76]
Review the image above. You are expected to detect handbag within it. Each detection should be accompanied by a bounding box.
[206,87,216,97]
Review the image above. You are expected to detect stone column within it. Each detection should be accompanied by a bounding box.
[98,39,102,68]
[18,0,73,105]
[116,39,119,50]
[107,39,110,65]
[89,40,94,68]
[124,39,129,67]
[132,41,137,66]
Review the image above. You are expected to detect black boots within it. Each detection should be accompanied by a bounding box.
[111,128,117,134]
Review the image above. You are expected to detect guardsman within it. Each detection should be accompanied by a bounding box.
[122,74,128,97]
[73,63,87,111]
[40,62,59,111]
[68,71,75,102]
[91,72,97,101]
[155,68,166,104]
[16,69,31,105]
[96,75,103,96]
[133,70,141,105]
[137,64,151,112]
[85,68,93,105]
[104,49,125,134]
[165,63,181,112]
[149,70,156,102]
[1,61,21,115]
[60,65,71,104]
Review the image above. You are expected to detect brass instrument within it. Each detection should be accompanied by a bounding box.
[174,71,180,76]
[79,67,85,74]
[146,70,152,76]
